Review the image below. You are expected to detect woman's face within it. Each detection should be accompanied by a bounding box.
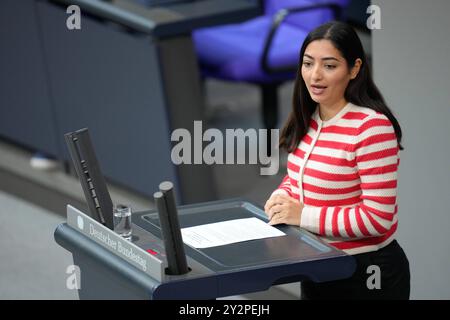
[301,39,359,108]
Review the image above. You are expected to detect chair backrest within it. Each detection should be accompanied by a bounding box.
[264,0,350,30]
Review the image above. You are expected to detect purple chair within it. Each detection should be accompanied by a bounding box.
[193,0,350,152]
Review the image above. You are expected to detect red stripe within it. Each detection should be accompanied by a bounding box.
[303,134,313,145]
[279,187,294,198]
[360,203,395,221]
[355,207,371,236]
[332,207,341,237]
[314,139,353,151]
[293,148,305,159]
[354,208,368,235]
[304,167,359,181]
[310,133,397,152]
[342,112,369,120]
[356,147,398,163]
[360,180,397,190]
[359,163,398,176]
[310,119,318,131]
[280,174,290,185]
[356,133,397,149]
[360,195,396,205]
[319,207,327,235]
[277,175,292,195]
[361,206,389,234]
[287,160,300,173]
[330,222,397,250]
[308,154,356,167]
[321,125,358,135]
[303,182,361,195]
[343,208,356,238]
[304,196,361,207]
[359,118,392,134]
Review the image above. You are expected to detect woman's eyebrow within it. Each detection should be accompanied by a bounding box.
[322,57,339,62]
[304,53,339,62]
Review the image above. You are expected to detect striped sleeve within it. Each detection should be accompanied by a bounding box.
[300,113,399,239]
[271,174,294,198]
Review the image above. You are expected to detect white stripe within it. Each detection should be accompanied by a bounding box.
[324,207,333,236]
[369,211,397,230]
[352,106,377,115]
[319,132,358,143]
[332,118,366,127]
[360,209,379,236]
[349,208,365,238]
[319,214,397,243]
[291,185,300,195]
[298,140,310,150]
[304,189,361,201]
[288,154,302,167]
[360,171,397,183]
[309,145,354,159]
[271,189,289,197]
[363,188,397,197]
[363,200,396,214]
[287,168,300,181]
[303,174,360,188]
[358,124,394,142]
[318,207,375,241]
[337,210,349,238]
[357,155,398,169]
[301,121,324,203]
[323,220,397,245]
[307,159,357,174]
[329,235,396,255]
[357,139,398,156]
[342,238,394,255]
[296,139,397,163]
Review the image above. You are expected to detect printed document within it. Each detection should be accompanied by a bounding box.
[181,217,285,248]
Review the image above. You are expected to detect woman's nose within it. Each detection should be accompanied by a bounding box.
[312,66,323,81]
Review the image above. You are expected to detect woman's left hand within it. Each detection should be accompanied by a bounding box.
[264,194,304,226]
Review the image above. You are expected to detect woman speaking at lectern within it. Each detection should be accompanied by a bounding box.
[264,21,410,300]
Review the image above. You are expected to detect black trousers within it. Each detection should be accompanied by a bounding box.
[301,240,410,300]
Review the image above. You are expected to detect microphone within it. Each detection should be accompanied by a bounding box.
[154,182,189,275]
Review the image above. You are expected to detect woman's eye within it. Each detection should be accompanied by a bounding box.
[302,62,312,67]
[325,65,336,69]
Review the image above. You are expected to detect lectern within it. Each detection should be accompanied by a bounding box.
[55,200,356,299]
[57,127,355,299]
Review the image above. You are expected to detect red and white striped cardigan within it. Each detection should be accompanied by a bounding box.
[273,102,399,255]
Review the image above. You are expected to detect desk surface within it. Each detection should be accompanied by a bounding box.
[134,200,344,272]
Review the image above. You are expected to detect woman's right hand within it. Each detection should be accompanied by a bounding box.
[264,192,303,226]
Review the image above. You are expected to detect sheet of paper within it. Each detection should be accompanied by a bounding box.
[181,217,285,249]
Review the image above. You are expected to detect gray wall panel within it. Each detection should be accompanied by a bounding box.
[0,0,59,155]
[372,0,450,299]
[36,1,178,199]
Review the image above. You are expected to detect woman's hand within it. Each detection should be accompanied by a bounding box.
[264,194,304,226]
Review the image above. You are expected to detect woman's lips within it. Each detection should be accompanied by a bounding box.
[310,85,327,95]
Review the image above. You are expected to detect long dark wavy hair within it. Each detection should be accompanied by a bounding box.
[279,21,403,153]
